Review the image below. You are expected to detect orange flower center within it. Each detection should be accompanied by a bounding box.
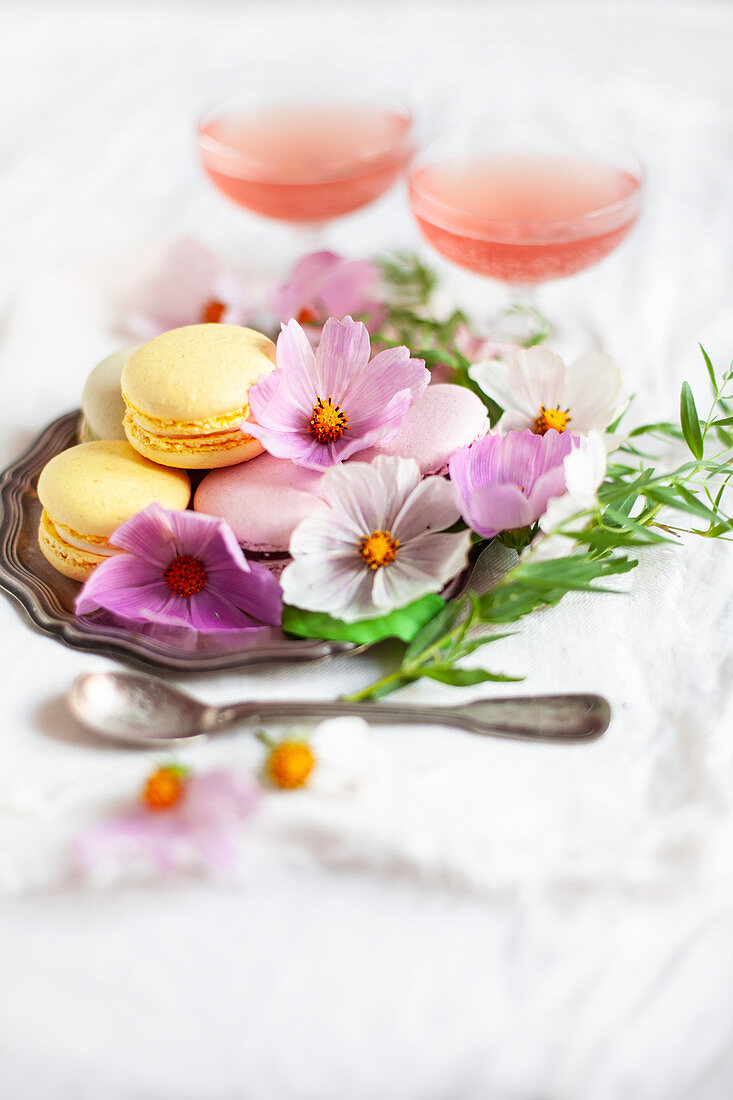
[533,405,572,435]
[201,299,226,324]
[309,396,350,444]
[267,742,315,789]
[164,554,207,597]
[142,767,185,811]
[296,306,319,325]
[359,529,400,570]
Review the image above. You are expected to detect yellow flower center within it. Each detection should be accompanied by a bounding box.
[267,742,315,789]
[533,405,572,435]
[164,554,207,597]
[358,529,400,570]
[309,396,350,444]
[201,299,226,324]
[142,767,185,811]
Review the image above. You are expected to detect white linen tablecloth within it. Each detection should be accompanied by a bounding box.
[1,2,733,1097]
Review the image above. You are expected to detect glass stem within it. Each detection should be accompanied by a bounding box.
[495,285,551,347]
[292,223,327,254]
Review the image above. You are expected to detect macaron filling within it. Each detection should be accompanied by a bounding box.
[45,515,118,557]
[39,510,108,574]
[123,408,258,456]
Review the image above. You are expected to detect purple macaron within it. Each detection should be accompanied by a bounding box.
[353,383,489,474]
[194,452,326,575]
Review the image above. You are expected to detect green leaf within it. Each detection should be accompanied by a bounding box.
[452,631,516,659]
[419,348,456,369]
[700,344,718,394]
[420,667,521,686]
[680,381,704,459]
[282,594,445,645]
[404,597,465,661]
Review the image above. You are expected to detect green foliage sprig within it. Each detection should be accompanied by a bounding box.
[342,333,733,702]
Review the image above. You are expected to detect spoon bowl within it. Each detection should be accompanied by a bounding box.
[68,671,213,744]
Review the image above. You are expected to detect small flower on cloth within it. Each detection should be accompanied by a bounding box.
[272,251,383,333]
[246,316,429,470]
[76,504,282,632]
[124,238,255,340]
[469,345,623,436]
[75,765,261,875]
[281,454,471,621]
[450,429,579,540]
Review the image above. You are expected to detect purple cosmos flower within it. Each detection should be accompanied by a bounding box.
[76,504,282,632]
[272,251,382,334]
[281,455,471,622]
[449,429,579,539]
[246,316,429,471]
[124,238,254,340]
[75,767,261,875]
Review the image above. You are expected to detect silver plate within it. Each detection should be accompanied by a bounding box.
[0,413,477,673]
[0,412,359,671]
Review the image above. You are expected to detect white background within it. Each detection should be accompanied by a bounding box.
[2,2,733,1098]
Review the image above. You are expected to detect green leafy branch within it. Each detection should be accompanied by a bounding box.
[342,347,733,702]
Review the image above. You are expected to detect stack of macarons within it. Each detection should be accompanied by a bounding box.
[38,441,190,580]
[41,320,489,584]
[41,323,277,580]
[120,324,276,469]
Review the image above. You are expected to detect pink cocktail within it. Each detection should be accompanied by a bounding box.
[409,137,643,287]
[198,100,414,225]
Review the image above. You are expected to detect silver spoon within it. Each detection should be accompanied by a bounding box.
[67,671,610,748]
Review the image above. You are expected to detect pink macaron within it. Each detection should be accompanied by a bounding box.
[353,383,489,475]
[194,451,326,575]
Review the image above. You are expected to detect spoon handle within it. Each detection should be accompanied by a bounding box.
[215,693,610,743]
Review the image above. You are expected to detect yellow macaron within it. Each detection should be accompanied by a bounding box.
[121,324,277,469]
[37,440,191,581]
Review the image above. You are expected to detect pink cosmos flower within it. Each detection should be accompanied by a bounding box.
[449,429,579,539]
[76,504,282,632]
[75,767,261,874]
[247,316,429,471]
[281,455,471,622]
[124,238,254,339]
[272,251,382,334]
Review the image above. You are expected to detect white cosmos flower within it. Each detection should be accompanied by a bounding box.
[469,345,623,437]
[531,431,608,560]
[281,455,471,622]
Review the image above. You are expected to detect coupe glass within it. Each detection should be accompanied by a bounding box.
[408,126,643,346]
[198,95,414,246]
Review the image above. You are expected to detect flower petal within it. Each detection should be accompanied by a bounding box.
[371,530,470,608]
[206,560,283,627]
[369,455,423,528]
[281,551,376,621]
[108,503,180,566]
[338,390,414,457]
[314,316,371,395]
[289,511,364,555]
[563,352,623,429]
[464,483,536,538]
[390,475,461,543]
[276,320,320,409]
[248,372,311,430]
[315,462,389,534]
[343,346,429,428]
[75,555,169,618]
